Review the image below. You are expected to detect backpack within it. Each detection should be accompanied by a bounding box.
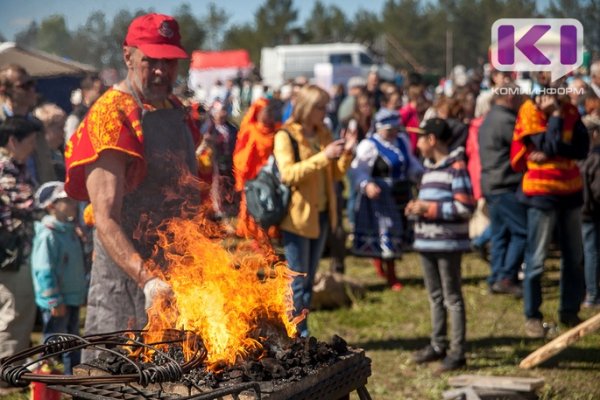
[244,130,299,229]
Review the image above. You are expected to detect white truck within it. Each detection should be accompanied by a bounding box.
[260,43,395,88]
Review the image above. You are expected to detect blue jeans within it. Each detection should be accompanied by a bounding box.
[471,225,492,248]
[486,192,527,285]
[282,212,329,337]
[42,305,81,374]
[524,206,584,320]
[582,221,600,302]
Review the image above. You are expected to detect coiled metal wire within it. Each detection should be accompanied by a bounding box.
[0,329,206,387]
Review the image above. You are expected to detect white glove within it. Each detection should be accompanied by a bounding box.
[142,277,173,310]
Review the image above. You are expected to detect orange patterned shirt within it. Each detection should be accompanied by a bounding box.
[510,98,583,196]
[65,88,199,201]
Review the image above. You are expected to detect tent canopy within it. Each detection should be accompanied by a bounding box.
[191,49,252,70]
[0,42,96,77]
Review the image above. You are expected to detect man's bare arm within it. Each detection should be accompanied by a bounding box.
[85,150,153,287]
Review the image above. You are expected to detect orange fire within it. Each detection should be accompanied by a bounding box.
[138,172,299,371]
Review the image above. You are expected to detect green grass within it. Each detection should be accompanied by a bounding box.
[310,252,600,400]
[2,252,599,399]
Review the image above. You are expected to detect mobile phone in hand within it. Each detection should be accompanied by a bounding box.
[348,119,357,132]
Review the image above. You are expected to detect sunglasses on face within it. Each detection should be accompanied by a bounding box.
[15,80,35,90]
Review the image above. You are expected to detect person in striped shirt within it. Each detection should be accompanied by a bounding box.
[406,117,475,373]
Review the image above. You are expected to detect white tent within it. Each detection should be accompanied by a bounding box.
[0,42,96,77]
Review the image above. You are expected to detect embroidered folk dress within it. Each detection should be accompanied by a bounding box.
[350,132,422,259]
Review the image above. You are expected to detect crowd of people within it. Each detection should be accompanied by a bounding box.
[1,12,599,385]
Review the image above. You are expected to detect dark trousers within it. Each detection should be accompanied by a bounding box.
[420,252,466,360]
[524,206,584,319]
[328,182,347,273]
[42,305,81,374]
[582,221,600,302]
[486,192,527,285]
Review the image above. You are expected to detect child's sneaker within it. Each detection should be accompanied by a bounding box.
[412,345,446,364]
[435,356,466,373]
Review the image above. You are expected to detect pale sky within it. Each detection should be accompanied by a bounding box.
[0,0,554,42]
[0,0,391,41]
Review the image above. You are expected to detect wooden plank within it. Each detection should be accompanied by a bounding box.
[443,387,482,400]
[475,389,538,400]
[519,311,600,369]
[444,387,540,400]
[448,375,544,392]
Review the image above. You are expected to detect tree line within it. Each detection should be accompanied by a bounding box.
[6,0,599,77]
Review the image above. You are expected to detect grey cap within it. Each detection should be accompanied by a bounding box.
[347,76,366,90]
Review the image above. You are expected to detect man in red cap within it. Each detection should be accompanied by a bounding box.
[64,13,201,349]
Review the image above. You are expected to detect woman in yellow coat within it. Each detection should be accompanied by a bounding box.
[273,85,357,337]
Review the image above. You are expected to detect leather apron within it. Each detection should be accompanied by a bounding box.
[83,93,198,356]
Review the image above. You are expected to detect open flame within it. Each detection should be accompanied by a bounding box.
[134,171,300,371]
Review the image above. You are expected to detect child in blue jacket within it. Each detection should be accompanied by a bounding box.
[31,181,86,374]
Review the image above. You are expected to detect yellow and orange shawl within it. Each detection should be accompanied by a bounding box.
[510,98,582,196]
[65,88,200,201]
[232,98,280,240]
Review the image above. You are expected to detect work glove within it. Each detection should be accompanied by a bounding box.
[142,277,173,310]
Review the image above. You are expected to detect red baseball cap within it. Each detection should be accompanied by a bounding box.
[124,13,188,59]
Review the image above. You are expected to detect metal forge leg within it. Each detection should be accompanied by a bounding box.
[357,385,372,400]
